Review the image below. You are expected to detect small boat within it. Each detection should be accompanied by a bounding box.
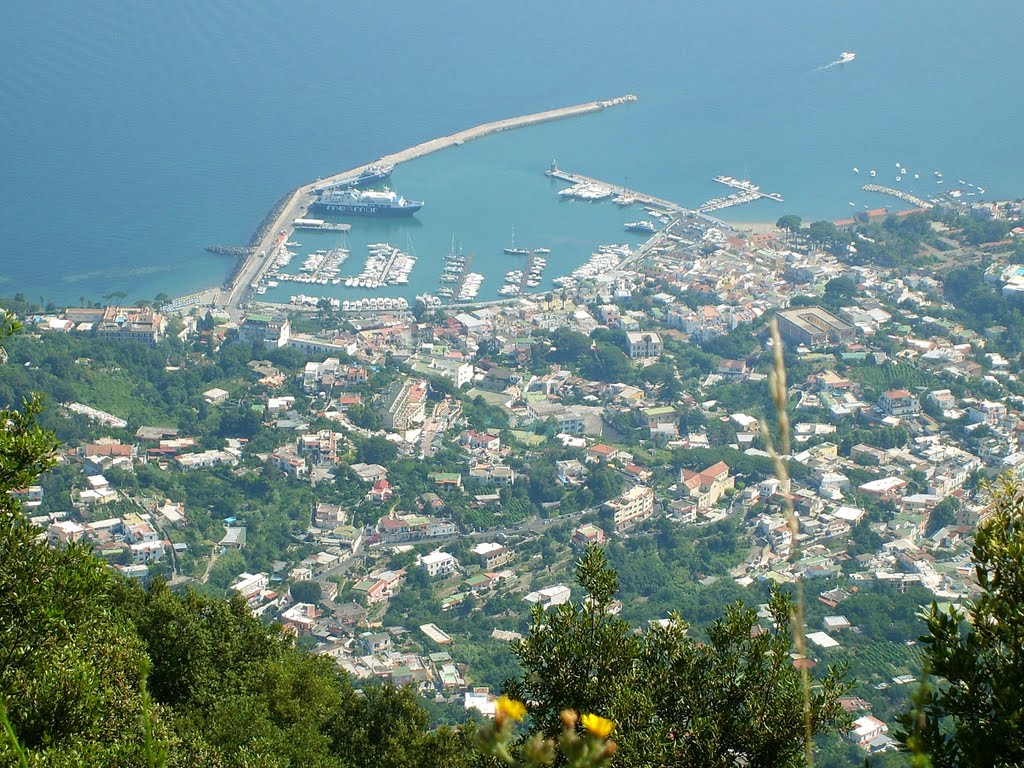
[869,170,877,177]
[852,167,859,173]
[534,247,551,254]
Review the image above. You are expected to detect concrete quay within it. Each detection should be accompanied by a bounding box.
[220,95,638,318]
[545,165,691,218]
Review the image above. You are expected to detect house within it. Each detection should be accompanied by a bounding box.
[717,359,748,380]
[859,477,908,500]
[270,449,308,479]
[349,462,388,483]
[366,479,394,504]
[878,389,920,417]
[776,307,856,347]
[202,387,230,404]
[359,632,392,654]
[420,550,458,578]
[472,542,510,570]
[468,463,514,486]
[460,430,501,454]
[220,526,247,549]
[524,585,571,610]
[48,520,87,547]
[280,603,320,635]
[556,459,588,485]
[678,461,734,509]
[297,430,342,464]
[231,572,269,606]
[848,716,889,750]
[313,502,348,528]
[603,485,656,532]
[571,523,606,549]
[637,405,677,429]
[352,569,406,604]
[625,331,663,359]
[483,367,523,391]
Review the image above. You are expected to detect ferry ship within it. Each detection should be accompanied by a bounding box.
[313,188,423,217]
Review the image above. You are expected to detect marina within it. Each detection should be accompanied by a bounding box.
[345,243,417,288]
[221,95,639,318]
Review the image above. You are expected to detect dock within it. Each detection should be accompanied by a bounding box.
[292,218,351,232]
[220,94,638,318]
[696,175,784,213]
[861,184,933,209]
[545,164,690,217]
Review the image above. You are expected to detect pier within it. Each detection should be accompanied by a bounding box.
[861,184,933,209]
[545,164,691,217]
[221,95,638,317]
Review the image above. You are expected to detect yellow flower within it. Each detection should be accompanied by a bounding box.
[581,713,615,740]
[495,695,526,723]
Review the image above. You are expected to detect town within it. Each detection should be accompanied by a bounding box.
[4,193,1024,761]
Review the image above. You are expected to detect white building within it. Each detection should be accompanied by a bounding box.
[625,331,663,359]
[420,550,458,578]
[524,585,571,610]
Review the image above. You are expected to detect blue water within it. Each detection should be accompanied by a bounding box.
[3,0,1023,304]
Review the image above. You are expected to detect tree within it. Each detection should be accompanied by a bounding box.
[776,215,802,232]
[291,579,323,604]
[356,435,398,466]
[925,496,960,538]
[0,314,161,764]
[503,547,850,767]
[898,480,1024,766]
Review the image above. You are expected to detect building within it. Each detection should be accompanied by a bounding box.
[678,461,734,509]
[420,550,458,578]
[524,585,571,610]
[571,523,606,549]
[468,463,514,486]
[526,400,585,435]
[379,379,428,431]
[239,314,291,347]
[878,389,920,417]
[231,572,269,606]
[220,526,247,549]
[848,715,889,750]
[175,449,238,470]
[776,307,856,348]
[603,485,656,532]
[302,357,342,394]
[625,331,663,359]
[95,306,166,345]
[472,542,511,570]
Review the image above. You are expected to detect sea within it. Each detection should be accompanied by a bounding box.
[3,0,1023,306]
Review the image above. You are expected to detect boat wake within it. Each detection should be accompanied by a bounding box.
[815,51,856,71]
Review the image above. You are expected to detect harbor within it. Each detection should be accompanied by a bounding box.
[219,95,639,318]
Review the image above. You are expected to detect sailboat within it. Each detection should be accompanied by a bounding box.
[503,226,529,256]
